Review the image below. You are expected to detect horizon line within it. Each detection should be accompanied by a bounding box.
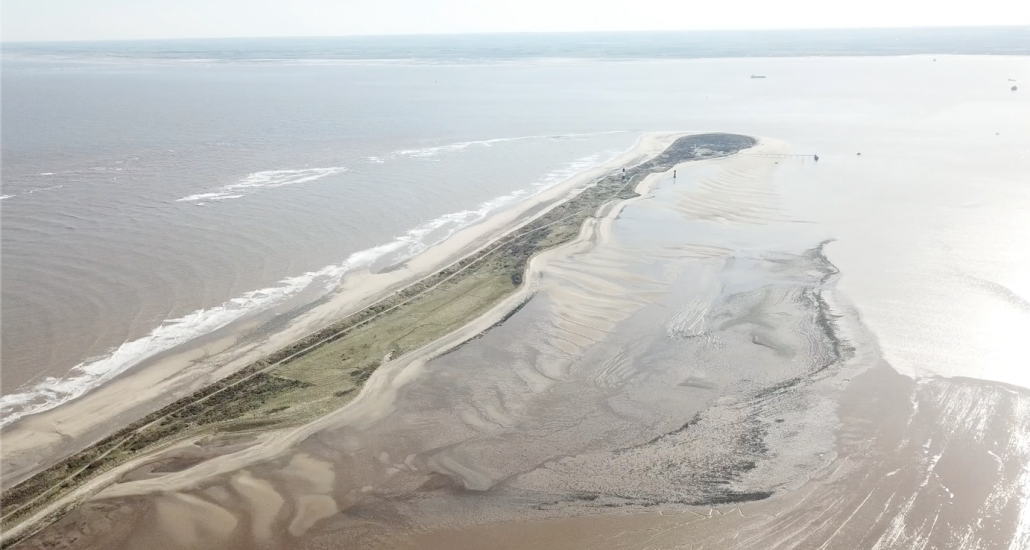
[4,24,1028,46]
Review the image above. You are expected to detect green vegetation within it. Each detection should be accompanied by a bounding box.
[0,133,756,548]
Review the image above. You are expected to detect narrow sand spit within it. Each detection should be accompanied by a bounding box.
[70,134,702,502]
[21,135,1030,550]
[12,136,828,548]
[1,132,697,545]
[0,132,684,488]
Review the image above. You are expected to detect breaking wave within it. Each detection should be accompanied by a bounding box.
[391,131,626,160]
[0,149,622,428]
[177,167,347,202]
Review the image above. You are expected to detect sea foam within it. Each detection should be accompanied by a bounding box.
[0,146,625,429]
[391,131,625,160]
[177,167,347,202]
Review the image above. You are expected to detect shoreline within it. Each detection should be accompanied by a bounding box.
[13,127,1030,549]
[82,138,703,499]
[0,131,674,489]
[2,132,758,545]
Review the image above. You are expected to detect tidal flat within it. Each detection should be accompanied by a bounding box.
[2,134,757,547]
[15,133,1030,550]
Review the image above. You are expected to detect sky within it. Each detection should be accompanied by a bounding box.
[3,0,1030,42]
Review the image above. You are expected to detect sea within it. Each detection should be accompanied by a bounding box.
[2,27,1029,428]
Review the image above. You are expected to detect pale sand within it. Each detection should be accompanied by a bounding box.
[0,131,691,541]
[0,131,684,487]
[229,471,284,542]
[21,135,1030,549]
[288,495,337,538]
[153,493,238,548]
[9,139,730,548]
[279,453,335,494]
[64,134,729,503]
[76,140,760,505]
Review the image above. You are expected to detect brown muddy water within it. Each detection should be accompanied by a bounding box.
[23,134,1030,549]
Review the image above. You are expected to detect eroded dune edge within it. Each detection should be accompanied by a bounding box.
[1,133,757,548]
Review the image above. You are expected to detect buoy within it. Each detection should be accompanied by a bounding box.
[857,152,862,156]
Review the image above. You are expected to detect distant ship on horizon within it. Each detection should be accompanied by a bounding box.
[751,75,767,79]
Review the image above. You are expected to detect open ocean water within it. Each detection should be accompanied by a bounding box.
[2,27,1029,427]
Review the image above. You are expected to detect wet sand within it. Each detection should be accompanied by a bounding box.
[17,138,1030,550]
[0,132,683,490]
[388,361,1030,550]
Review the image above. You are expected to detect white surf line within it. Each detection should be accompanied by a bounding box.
[2,133,698,547]
[0,150,630,430]
[391,131,627,159]
[177,167,348,202]
[94,133,716,498]
[0,184,67,201]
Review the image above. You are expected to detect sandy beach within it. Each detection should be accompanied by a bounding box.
[0,131,685,490]
[1,136,854,546]
[3,48,1028,550]
[10,128,1030,550]
[3,131,713,543]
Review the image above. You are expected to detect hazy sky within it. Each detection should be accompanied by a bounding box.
[4,0,1029,42]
